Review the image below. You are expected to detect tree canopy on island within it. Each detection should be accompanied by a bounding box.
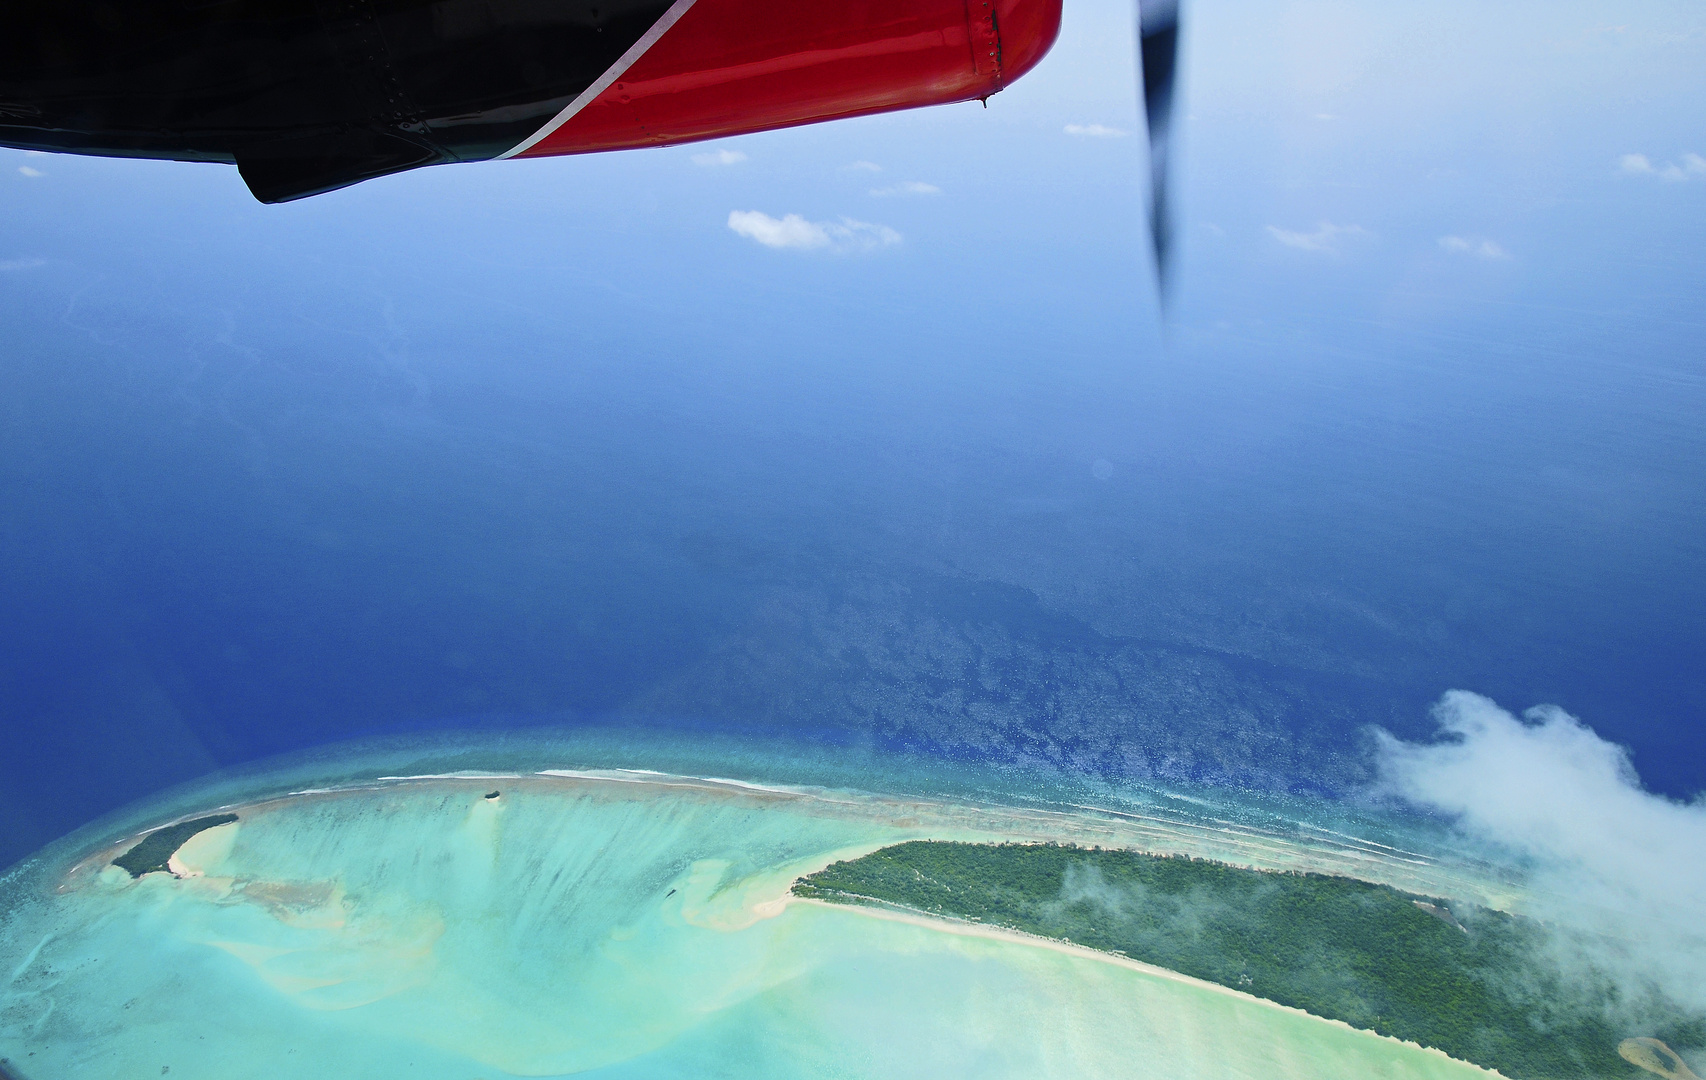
[795,842,1703,1080]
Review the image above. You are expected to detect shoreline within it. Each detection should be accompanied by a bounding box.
[8,769,1537,1080]
[792,894,1510,1078]
[53,767,1508,910]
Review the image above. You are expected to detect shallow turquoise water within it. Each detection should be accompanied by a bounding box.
[7,724,1508,905]
[0,761,1500,1080]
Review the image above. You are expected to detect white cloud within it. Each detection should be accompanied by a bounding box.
[0,258,45,271]
[1065,123,1127,138]
[844,160,883,173]
[1666,154,1706,181]
[17,166,43,178]
[1438,235,1511,260]
[1376,692,1706,1011]
[691,149,746,167]
[1620,152,1706,181]
[727,211,901,253]
[869,181,941,198]
[1265,221,1371,253]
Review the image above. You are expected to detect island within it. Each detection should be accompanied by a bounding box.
[8,771,1699,1080]
[794,841,1705,1080]
[110,814,239,878]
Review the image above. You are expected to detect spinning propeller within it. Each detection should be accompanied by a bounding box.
[1137,0,1182,300]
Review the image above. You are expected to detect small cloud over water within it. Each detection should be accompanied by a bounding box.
[1439,236,1511,260]
[727,211,901,253]
[1266,221,1371,254]
[1619,152,1706,181]
[1065,123,1127,138]
[870,181,940,198]
[692,149,747,167]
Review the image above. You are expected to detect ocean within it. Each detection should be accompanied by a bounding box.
[0,752,1510,1080]
[2,223,1702,869]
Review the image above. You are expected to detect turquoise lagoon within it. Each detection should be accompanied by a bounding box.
[0,737,1508,1080]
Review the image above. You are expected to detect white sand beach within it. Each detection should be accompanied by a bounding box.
[3,767,1514,1080]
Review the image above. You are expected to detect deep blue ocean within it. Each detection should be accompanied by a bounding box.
[4,167,1701,870]
[3,0,1704,870]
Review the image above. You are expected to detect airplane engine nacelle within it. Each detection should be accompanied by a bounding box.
[510,0,1062,159]
[0,0,1061,203]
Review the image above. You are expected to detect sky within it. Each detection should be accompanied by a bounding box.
[1,0,1704,869]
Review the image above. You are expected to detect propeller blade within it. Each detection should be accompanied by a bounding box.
[1138,0,1180,299]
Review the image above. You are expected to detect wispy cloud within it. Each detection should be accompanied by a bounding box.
[1376,692,1706,1012]
[0,258,45,271]
[1619,152,1706,181]
[727,211,901,253]
[1065,123,1127,138]
[869,181,940,198]
[844,160,883,173]
[1439,235,1511,260]
[1265,221,1371,253]
[17,166,44,178]
[691,149,746,167]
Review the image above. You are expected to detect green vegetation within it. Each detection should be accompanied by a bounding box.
[795,842,1704,1080]
[112,814,238,877]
